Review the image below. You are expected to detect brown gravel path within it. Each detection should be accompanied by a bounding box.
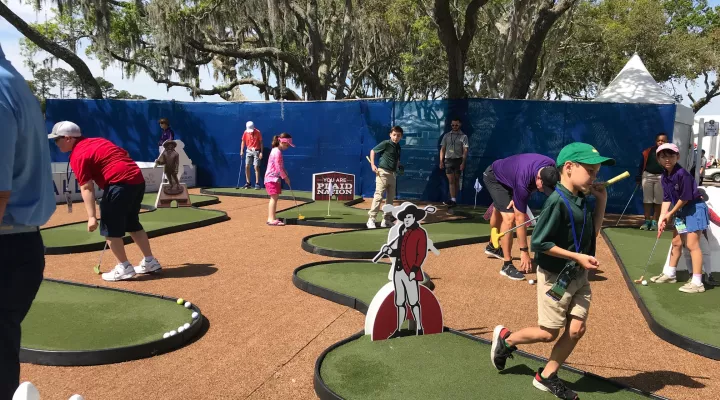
[22,192,713,399]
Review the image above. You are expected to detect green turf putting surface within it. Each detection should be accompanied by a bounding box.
[321,333,645,400]
[141,193,217,206]
[203,187,314,198]
[604,228,720,348]
[278,200,375,224]
[41,207,226,248]
[307,210,490,252]
[297,262,413,305]
[21,281,192,351]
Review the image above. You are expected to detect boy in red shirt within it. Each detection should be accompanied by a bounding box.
[240,121,263,189]
[49,121,161,282]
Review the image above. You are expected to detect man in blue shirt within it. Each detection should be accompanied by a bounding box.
[0,44,56,399]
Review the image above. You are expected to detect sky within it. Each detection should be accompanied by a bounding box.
[2,0,720,114]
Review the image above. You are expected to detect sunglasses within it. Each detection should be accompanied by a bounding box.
[451,124,460,127]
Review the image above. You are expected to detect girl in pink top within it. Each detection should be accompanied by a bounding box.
[265,133,294,226]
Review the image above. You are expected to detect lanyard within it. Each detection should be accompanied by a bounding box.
[65,157,73,193]
[555,188,587,253]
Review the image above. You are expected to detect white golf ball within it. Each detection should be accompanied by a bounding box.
[642,280,648,286]
[178,326,185,333]
[169,330,177,336]
[68,395,85,400]
[528,279,535,285]
[183,323,191,330]
[163,332,170,339]
[191,312,199,319]
[184,301,192,308]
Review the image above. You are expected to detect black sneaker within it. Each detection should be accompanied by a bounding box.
[254,184,261,190]
[443,200,457,208]
[490,325,516,371]
[242,183,251,189]
[485,244,504,260]
[703,274,720,287]
[533,368,579,400]
[501,263,526,281]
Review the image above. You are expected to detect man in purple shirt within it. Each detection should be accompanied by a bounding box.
[482,154,559,280]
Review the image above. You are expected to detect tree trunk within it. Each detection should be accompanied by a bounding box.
[0,2,103,99]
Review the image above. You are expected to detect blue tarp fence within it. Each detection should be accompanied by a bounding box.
[45,98,676,215]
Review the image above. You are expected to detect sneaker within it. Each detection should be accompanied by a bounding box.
[102,264,136,282]
[650,220,658,231]
[650,273,677,283]
[500,263,525,281]
[484,244,504,260]
[366,218,376,229]
[443,200,457,208]
[679,282,706,293]
[134,258,162,274]
[703,274,720,287]
[640,221,651,230]
[533,368,579,400]
[254,184,261,190]
[380,219,388,228]
[242,183,251,189]
[490,325,516,371]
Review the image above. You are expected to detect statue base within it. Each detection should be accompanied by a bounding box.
[155,183,192,208]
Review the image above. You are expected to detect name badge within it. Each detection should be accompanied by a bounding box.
[674,217,687,234]
[447,148,455,156]
[65,191,73,213]
[546,261,580,302]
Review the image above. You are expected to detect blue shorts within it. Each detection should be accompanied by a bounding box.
[678,200,710,233]
[99,183,145,238]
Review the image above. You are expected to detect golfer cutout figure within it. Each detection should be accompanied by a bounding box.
[365,202,443,341]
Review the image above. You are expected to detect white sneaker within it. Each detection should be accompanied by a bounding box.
[380,219,388,228]
[366,218,376,229]
[134,257,162,274]
[102,263,137,282]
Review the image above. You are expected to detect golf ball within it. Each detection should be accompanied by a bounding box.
[642,280,648,286]
[178,326,185,333]
[183,323,191,330]
[176,298,184,305]
[184,301,192,308]
[528,279,535,285]
[169,330,177,336]
[192,312,199,319]
[163,332,170,339]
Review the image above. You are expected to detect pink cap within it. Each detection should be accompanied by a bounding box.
[279,137,295,147]
[656,143,679,154]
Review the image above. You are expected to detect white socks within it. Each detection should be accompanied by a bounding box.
[692,274,703,286]
[145,256,154,262]
[121,261,132,268]
[451,197,456,202]
[663,265,677,278]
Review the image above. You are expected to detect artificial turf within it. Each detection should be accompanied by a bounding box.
[277,200,377,224]
[141,193,216,207]
[320,333,646,400]
[296,262,435,305]
[203,187,315,200]
[21,281,193,351]
[604,228,720,349]
[41,207,226,248]
[306,208,491,252]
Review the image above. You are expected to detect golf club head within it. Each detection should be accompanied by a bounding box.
[93,265,101,274]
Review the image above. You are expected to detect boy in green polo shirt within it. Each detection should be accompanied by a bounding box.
[490,142,615,400]
[368,126,403,229]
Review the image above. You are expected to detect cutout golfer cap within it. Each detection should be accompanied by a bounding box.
[556,142,615,166]
[656,143,679,154]
[48,121,82,139]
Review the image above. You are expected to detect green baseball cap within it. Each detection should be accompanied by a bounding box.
[556,142,615,166]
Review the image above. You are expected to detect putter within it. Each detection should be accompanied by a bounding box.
[490,215,542,249]
[235,153,244,189]
[288,184,305,220]
[616,183,639,227]
[93,241,108,274]
[635,230,663,284]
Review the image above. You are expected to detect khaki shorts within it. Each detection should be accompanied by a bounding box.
[642,171,663,205]
[537,267,591,329]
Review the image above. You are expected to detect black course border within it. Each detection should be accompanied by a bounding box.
[43,206,230,255]
[19,278,206,366]
[294,261,667,400]
[292,260,435,314]
[602,228,720,361]
[201,187,376,229]
[300,210,523,259]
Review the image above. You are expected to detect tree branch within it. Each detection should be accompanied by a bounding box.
[459,0,489,51]
[0,1,103,99]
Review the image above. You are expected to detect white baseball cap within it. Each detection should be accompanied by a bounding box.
[48,121,82,139]
[246,121,255,131]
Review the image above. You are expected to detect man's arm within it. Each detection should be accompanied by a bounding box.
[80,181,97,220]
[0,191,9,221]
